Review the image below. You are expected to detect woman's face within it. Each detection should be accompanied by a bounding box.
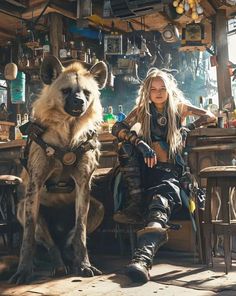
[150,77,168,108]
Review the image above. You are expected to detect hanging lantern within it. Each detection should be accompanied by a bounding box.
[10,71,26,104]
[173,0,203,21]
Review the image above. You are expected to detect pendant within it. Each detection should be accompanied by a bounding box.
[62,152,77,165]
[157,116,167,126]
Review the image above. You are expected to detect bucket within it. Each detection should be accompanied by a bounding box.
[10,71,25,104]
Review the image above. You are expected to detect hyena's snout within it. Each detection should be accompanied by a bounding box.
[65,91,88,117]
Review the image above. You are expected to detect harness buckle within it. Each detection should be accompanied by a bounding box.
[62,152,77,165]
[46,146,55,156]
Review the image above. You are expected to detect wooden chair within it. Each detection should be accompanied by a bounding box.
[0,175,22,252]
[200,166,236,274]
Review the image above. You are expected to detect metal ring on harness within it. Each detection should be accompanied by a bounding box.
[62,152,77,165]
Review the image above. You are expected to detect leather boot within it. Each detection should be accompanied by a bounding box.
[113,163,143,224]
[125,227,168,283]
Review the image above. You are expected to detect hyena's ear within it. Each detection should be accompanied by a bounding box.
[40,55,63,85]
[89,61,108,90]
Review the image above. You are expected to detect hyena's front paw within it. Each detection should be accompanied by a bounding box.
[9,263,33,284]
[48,246,68,277]
[74,262,102,277]
[52,265,68,277]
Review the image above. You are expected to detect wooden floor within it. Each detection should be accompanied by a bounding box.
[1,249,236,296]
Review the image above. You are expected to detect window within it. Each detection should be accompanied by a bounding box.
[0,80,7,105]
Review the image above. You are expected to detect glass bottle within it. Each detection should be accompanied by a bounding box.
[78,41,87,62]
[70,41,78,59]
[199,96,204,109]
[207,98,219,117]
[59,35,68,59]
[42,35,50,57]
[232,158,236,166]
[67,41,72,58]
[105,106,117,132]
[217,110,224,128]
[21,113,29,125]
[117,105,126,122]
[86,48,91,64]
[21,113,29,140]
[15,113,22,140]
[91,52,97,65]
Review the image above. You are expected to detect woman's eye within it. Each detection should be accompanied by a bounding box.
[83,89,91,99]
[62,88,71,95]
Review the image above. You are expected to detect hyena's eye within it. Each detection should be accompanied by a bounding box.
[83,89,91,100]
[61,88,72,95]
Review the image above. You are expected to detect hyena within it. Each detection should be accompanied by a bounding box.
[10,56,108,284]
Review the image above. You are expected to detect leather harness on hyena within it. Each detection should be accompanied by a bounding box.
[10,56,108,284]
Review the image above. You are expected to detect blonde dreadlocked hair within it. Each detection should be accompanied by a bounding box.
[135,68,186,158]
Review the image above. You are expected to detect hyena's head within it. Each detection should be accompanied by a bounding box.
[34,56,107,122]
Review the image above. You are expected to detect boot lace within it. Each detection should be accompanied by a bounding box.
[131,247,153,268]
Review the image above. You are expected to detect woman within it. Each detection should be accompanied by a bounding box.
[112,68,216,283]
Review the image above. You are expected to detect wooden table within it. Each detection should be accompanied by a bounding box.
[0,133,118,175]
[0,140,25,176]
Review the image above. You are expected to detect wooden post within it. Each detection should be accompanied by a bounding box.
[215,10,232,110]
[49,13,63,58]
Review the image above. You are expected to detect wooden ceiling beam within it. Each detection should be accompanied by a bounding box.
[88,12,172,33]
[0,7,23,19]
[4,0,28,8]
[0,29,15,39]
[21,1,76,20]
[200,0,216,18]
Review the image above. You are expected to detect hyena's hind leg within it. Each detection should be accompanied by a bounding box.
[17,200,67,277]
[57,196,105,273]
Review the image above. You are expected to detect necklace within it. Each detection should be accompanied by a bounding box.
[156,105,167,127]
[157,115,167,126]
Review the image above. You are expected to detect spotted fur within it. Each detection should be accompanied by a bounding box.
[10,56,108,284]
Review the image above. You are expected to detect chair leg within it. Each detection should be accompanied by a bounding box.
[204,225,213,267]
[223,233,232,274]
[195,200,203,263]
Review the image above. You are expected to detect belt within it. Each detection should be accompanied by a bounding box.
[155,161,176,170]
[153,161,181,176]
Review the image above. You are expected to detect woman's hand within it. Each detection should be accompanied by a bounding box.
[136,140,157,168]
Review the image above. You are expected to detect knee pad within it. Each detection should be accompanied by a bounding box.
[147,210,169,226]
[148,194,170,215]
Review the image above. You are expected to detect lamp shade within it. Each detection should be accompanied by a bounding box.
[4,63,18,80]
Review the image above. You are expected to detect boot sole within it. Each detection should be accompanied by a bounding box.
[125,264,150,283]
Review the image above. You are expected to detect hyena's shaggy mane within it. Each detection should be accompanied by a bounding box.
[32,62,103,147]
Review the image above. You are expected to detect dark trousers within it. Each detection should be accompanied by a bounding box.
[143,165,182,226]
[118,142,182,227]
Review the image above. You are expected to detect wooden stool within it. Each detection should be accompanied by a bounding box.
[0,175,22,251]
[200,166,236,274]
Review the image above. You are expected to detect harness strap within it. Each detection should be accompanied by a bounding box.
[20,121,98,168]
